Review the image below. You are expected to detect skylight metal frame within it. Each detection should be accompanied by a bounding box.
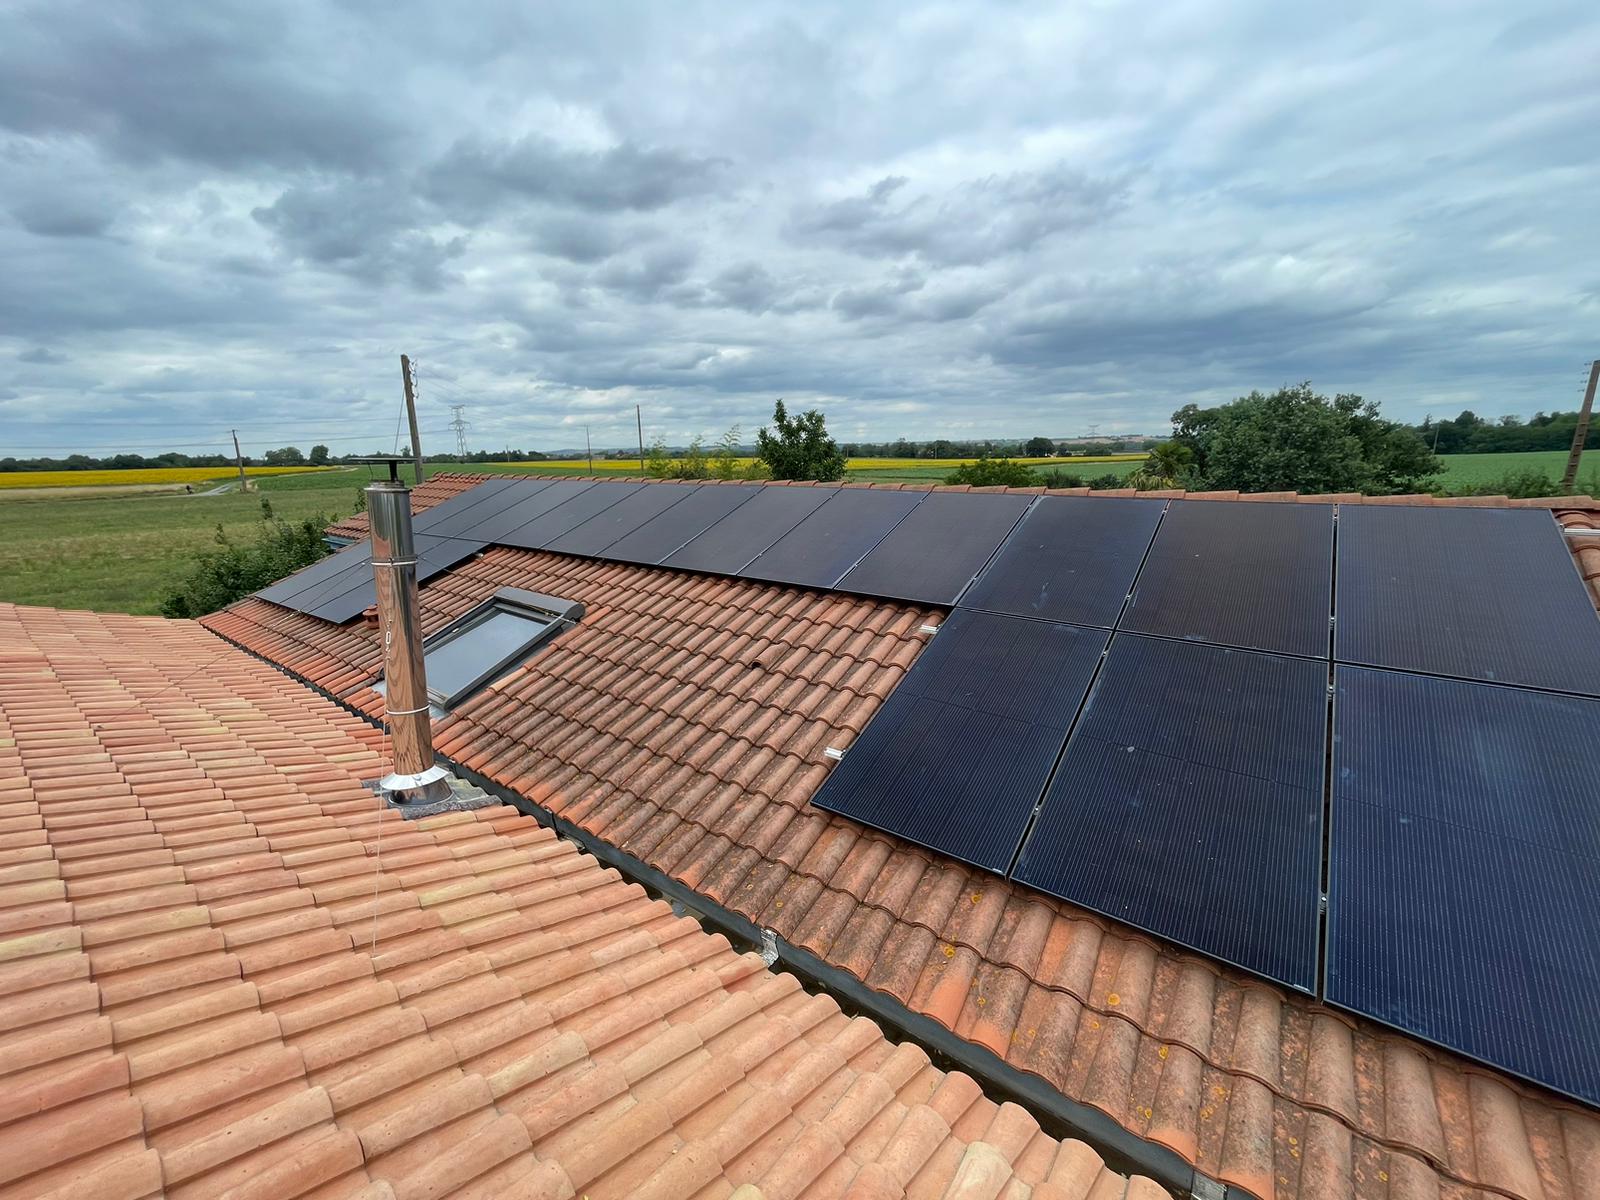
[416,587,584,708]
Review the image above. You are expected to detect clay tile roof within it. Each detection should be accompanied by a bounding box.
[212,479,1600,1200]
[0,601,1147,1200]
[325,473,493,540]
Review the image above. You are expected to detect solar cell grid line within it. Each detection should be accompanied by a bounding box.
[664,485,837,575]
[1120,500,1335,658]
[496,481,645,549]
[603,483,763,565]
[1335,504,1600,696]
[255,540,371,606]
[458,478,591,544]
[544,482,702,558]
[302,533,479,623]
[1327,666,1600,1106]
[838,491,1036,605]
[408,476,528,538]
[1012,634,1327,992]
[739,488,926,590]
[264,548,375,612]
[959,495,1166,628]
[811,608,1108,873]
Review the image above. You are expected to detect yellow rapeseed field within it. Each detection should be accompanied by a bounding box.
[0,466,337,489]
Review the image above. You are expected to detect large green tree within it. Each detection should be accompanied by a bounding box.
[755,400,846,481]
[1173,383,1440,495]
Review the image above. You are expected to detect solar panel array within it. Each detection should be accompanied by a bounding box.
[253,476,1600,1104]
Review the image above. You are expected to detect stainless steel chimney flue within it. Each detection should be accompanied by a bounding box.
[368,477,451,805]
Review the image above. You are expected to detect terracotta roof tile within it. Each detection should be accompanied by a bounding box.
[0,601,1135,1199]
[202,483,1600,1200]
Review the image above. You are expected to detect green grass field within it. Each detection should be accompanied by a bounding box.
[0,468,366,615]
[2,450,1592,616]
[1431,449,1584,486]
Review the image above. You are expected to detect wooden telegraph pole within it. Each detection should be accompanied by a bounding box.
[636,404,645,474]
[231,430,248,492]
[1561,359,1599,494]
[400,354,425,485]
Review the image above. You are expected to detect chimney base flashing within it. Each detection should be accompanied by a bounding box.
[377,763,455,807]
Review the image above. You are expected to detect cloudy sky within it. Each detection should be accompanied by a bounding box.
[2,1,1596,458]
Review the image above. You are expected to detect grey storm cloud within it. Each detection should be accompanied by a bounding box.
[792,167,1130,266]
[1,0,1598,457]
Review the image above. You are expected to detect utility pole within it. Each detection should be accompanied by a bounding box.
[400,354,425,485]
[448,405,470,458]
[1561,359,1599,494]
[636,404,645,474]
[231,430,248,493]
[585,425,593,474]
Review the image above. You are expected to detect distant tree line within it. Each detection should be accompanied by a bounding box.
[838,435,1151,458]
[1411,409,1594,455]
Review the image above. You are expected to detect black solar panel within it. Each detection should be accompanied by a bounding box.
[838,492,1034,605]
[1328,666,1600,1105]
[741,489,925,590]
[960,496,1164,627]
[1336,505,1600,695]
[455,479,583,544]
[256,540,371,606]
[410,476,528,538]
[301,534,482,624]
[1121,500,1334,657]
[812,609,1107,873]
[544,483,702,557]
[1013,635,1326,991]
[497,482,644,549]
[603,484,763,565]
[664,486,836,575]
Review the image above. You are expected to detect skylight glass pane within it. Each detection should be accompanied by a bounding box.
[424,608,550,701]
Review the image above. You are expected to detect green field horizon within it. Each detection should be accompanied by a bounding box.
[1,449,1593,616]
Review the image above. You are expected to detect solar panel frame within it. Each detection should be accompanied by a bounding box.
[255,540,371,606]
[812,609,1108,874]
[1327,666,1600,1106]
[602,484,764,565]
[959,495,1166,628]
[409,476,529,538]
[837,491,1035,605]
[544,482,702,557]
[739,488,926,590]
[496,481,644,549]
[1120,500,1335,658]
[303,533,484,624]
[663,486,837,575]
[1012,635,1327,992]
[1335,505,1600,695]
[452,479,588,544]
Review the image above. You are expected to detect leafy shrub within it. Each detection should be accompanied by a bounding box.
[160,516,331,618]
[1437,468,1562,500]
[1037,469,1087,489]
[756,400,846,481]
[943,457,1039,487]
